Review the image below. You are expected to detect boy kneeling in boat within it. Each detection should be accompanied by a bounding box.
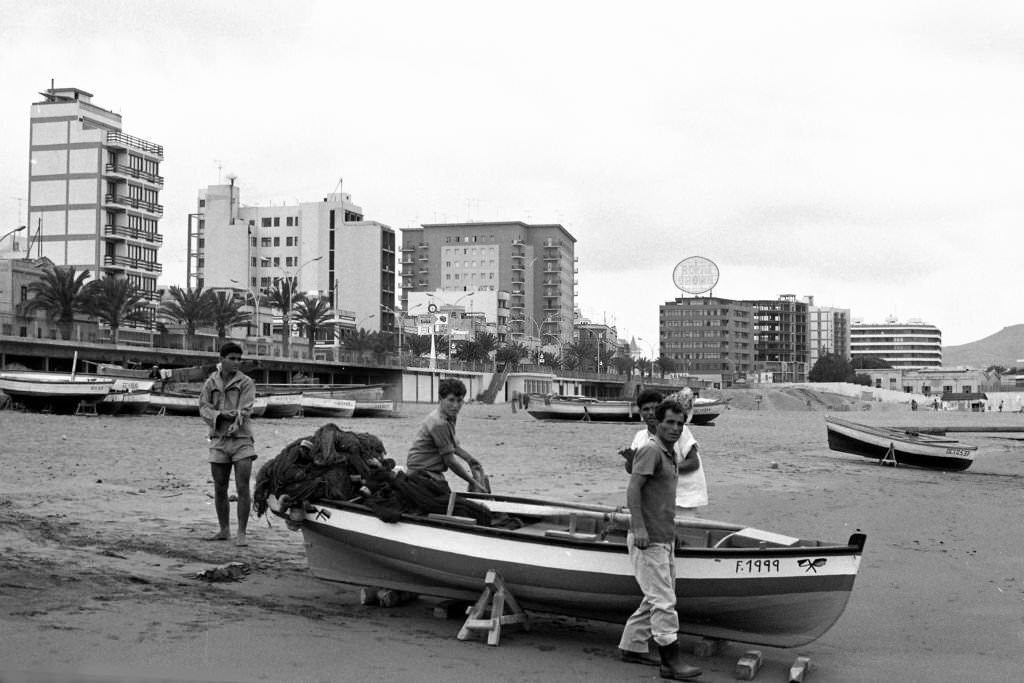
[406,378,489,494]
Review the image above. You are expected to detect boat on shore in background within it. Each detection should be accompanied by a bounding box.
[825,416,977,471]
[300,392,356,418]
[526,395,726,425]
[0,372,114,414]
[97,390,152,416]
[352,399,396,418]
[258,392,303,419]
[149,390,200,417]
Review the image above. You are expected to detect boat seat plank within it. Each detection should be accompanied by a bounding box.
[544,529,600,541]
[426,513,478,526]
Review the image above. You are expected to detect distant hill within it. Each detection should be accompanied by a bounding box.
[943,324,1024,369]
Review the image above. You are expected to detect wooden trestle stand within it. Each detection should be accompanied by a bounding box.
[457,569,530,646]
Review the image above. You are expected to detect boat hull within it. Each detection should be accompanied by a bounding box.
[259,393,302,419]
[300,395,356,418]
[0,375,113,413]
[825,417,975,471]
[149,392,200,416]
[352,399,395,418]
[281,495,864,648]
[528,397,724,425]
[97,391,152,415]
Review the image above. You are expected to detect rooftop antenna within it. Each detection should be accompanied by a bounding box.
[226,174,238,224]
[214,160,224,183]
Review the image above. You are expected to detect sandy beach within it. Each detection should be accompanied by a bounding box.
[1,396,1021,682]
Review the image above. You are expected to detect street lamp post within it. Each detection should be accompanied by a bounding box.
[1,225,26,251]
[229,278,262,359]
[427,292,475,370]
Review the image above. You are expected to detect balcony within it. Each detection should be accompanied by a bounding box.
[102,254,162,273]
[104,224,164,244]
[106,131,163,158]
[103,162,164,187]
[104,193,163,216]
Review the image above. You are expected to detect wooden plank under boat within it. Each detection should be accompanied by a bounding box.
[0,372,113,414]
[270,492,865,648]
[825,416,977,471]
[526,396,726,425]
[300,393,356,418]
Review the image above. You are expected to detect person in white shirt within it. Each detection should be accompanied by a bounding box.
[623,388,707,512]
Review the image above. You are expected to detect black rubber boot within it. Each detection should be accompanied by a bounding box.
[657,640,702,680]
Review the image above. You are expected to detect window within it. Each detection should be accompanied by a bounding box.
[261,238,271,248]
[251,257,256,267]
[250,237,256,247]
[197,238,205,248]
[273,237,280,247]
[943,385,953,394]
[273,257,280,267]
[262,217,272,227]
[273,217,280,227]
[286,217,294,227]
[962,386,972,394]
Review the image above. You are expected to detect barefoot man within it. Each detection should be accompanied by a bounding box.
[199,342,257,546]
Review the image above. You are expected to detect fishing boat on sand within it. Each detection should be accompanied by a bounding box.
[149,391,200,417]
[527,396,726,425]
[0,371,114,413]
[825,416,977,471]
[258,392,303,419]
[97,390,152,416]
[352,399,396,418]
[268,491,865,648]
[300,393,356,418]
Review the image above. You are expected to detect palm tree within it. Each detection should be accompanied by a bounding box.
[654,355,676,379]
[263,276,301,356]
[208,291,251,346]
[563,339,597,372]
[81,276,150,344]
[292,294,333,356]
[404,334,432,358]
[343,328,379,361]
[22,264,92,340]
[159,285,214,350]
[495,341,529,370]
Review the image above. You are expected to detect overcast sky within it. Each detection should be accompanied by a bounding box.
[2,1,1021,349]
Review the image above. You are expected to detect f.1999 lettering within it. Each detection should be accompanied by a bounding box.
[735,559,780,574]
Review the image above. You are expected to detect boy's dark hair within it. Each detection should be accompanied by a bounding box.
[654,398,686,422]
[438,378,467,399]
[636,388,664,407]
[219,341,244,358]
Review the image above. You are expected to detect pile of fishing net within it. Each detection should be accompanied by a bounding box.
[253,422,494,525]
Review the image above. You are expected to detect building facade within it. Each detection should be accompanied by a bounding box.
[748,294,809,382]
[26,86,164,341]
[659,296,756,383]
[807,301,851,370]
[192,183,396,340]
[400,221,577,346]
[850,318,942,368]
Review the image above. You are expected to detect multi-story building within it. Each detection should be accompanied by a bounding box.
[26,86,164,341]
[399,221,577,346]
[747,294,809,382]
[193,183,396,340]
[659,297,756,383]
[850,318,942,368]
[806,299,851,370]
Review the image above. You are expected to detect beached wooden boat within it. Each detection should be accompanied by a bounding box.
[825,416,977,471]
[270,492,865,648]
[0,372,113,413]
[149,391,200,416]
[97,390,151,416]
[301,393,356,418]
[352,399,395,418]
[259,392,302,419]
[526,396,725,425]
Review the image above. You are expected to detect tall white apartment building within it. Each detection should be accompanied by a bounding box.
[807,301,851,369]
[192,183,396,337]
[850,317,942,369]
[27,86,164,339]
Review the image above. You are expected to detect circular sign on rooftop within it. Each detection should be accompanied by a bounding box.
[672,256,719,295]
